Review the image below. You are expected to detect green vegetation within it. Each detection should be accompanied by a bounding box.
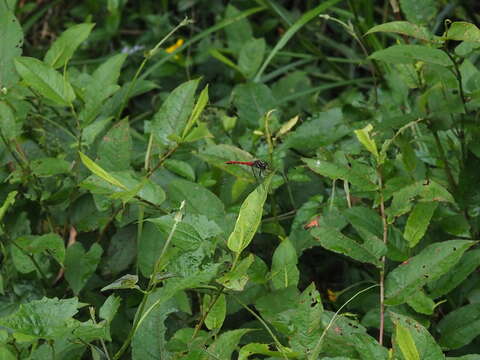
[2,0,480,358]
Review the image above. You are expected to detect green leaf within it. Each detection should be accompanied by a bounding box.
[151,79,199,148]
[303,157,377,191]
[101,226,136,276]
[385,240,475,305]
[311,225,383,267]
[65,242,103,295]
[406,290,435,315]
[369,45,451,67]
[0,191,17,223]
[232,82,276,127]
[254,0,343,81]
[0,101,21,140]
[204,294,226,330]
[207,329,252,359]
[0,3,23,88]
[438,303,480,350]
[285,108,349,152]
[165,178,225,229]
[428,249,480,298]
[99,294,121,323]
[79,152,127,190]
[132,288,182,360]
[217,253,254,291]
[395,322,420,360]
[227,174,273,254]
[365,21,434,42]
[0,297,105,341]
[403,201,438,247]
[14,56,76,106]
[444,22,480,42]
[390,312,443,360]
[238,38,266,79]
[238,343,298,360]
[182,84,209,138]
[101,274,140,292]
[399,0,437,25]
[224,5,253,54]
[354,124,379,161]
[271,239,299,290]
[11,234,65,273]
[97,119,132,171]
[164,159,195,181]
[30,157,70,177]
[80,54,127,125]
[44,23,95,69]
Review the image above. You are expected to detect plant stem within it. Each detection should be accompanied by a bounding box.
[377,168,388,345]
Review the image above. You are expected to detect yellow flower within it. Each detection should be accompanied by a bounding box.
[166,38,184,54]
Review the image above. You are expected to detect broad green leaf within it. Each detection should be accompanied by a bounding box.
[207,329,252,359]
[182,121,213,142]
[44,23,95,68]
[101,274,139,292]
[227,174,273,254]
[0,101,22,140]
[390,312,443,360]
[0,3,23,88]
[311,225,383,267]
[151,79,199,148]
[238,343,298,360]
[444,22,480,42]
[99,295,121,323]
[65,242,103,295]
[79,152,127,190]
[438,303,480,349]
[11,234,65,273]
[406,290,435,315]
[204,294,226,330]
[165,177,226,230]
[101,226,136,276]
[217,253,254,291]
[224,5,253,54]
[395,322,420,360]
[387,180,453,222]
[0,297,106,341]
[164,159,195,181]
[365,21,433,42]
[14,57,75,106]
[303,157,377,191]
[285,108,349,151]
[132,288,182,360]
[403,201,438,247]
[428,249,480,298]
[30,157,70,177]
[385,240,475,305]
[0,346,15,360]
[354,124,379,161]
[232,82,276,127]
[97,119,132,171]
[0,191,17,223]
[399,0,437,25]
[182,85,208,138]
[80,54,127,125]
[369,45,451,67]
[344,206,383,238]
[197,144,257,182]
[238,38,266,79]
[271,239,299,289]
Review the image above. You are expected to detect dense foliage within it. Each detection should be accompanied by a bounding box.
[2,0,480,359]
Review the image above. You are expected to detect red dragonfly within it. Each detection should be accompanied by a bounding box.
[225,160,269,180]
